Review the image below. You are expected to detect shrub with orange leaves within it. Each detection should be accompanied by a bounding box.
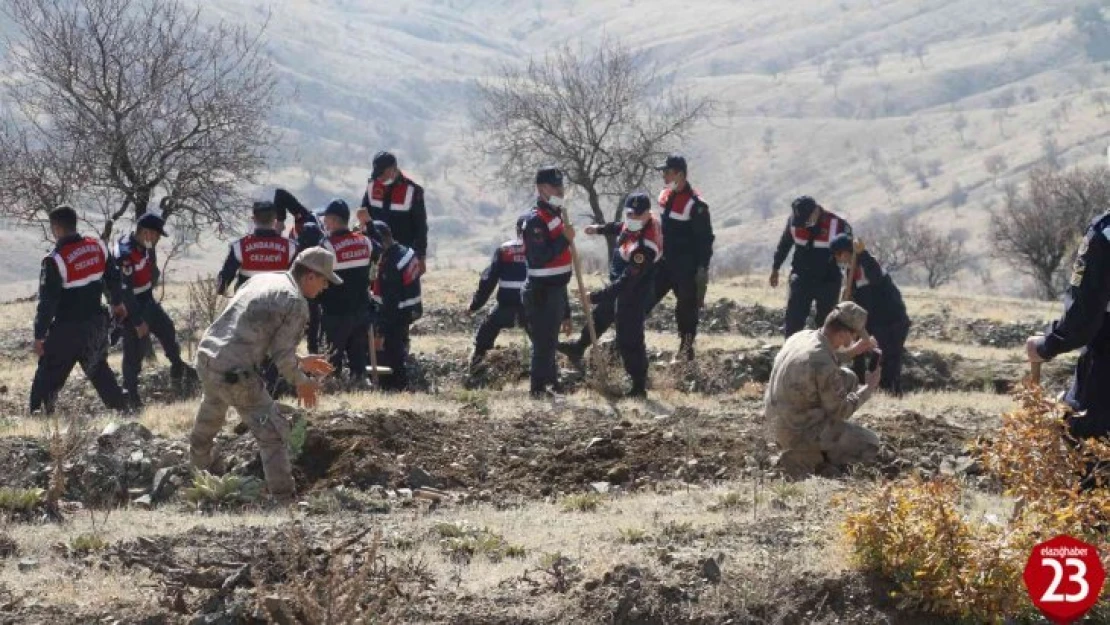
[842,387,1109,622]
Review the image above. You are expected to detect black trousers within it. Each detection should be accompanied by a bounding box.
[783,277,840,337]
[524,283,568,392]
[616,286,652,391]
[322,312,370,381]
[377,318,411,391]
[30,313,126,413]
[649,257,699,353]
[306,301,323,354]
[474,302,529,355]
[852,318,911,396]
[122,299,185,402]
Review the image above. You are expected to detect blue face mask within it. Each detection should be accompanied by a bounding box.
[624,216,645,232]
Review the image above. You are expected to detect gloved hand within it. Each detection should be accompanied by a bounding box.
[694,267,709,306]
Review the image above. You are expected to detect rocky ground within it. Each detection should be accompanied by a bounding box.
[0,280,1070,624]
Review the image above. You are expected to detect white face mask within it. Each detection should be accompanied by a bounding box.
[624,216,645,232]
[665,182,677,191]
[546,194,564,208]
[141,238,154,249]
[380,177,395,186]
[838,262,849,273]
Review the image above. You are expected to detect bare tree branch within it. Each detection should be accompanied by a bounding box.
[472,38,711,251]
[0,0,278,247]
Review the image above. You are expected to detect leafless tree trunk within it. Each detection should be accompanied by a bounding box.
[0,0,278,245]
[991,167,1110,299]
[471,38,711,253]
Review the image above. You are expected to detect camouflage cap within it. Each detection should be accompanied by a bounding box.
[827,301,870,342]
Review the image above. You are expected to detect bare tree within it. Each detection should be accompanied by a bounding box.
[952,113,969,147]
[472,38,711,246]
[904,120,921,151]
[991,167,1110,299]
[761,127,776,156]
[984,154,1009,187]
[1092,90,1109,116]
[948,181,968,209]
[823,60,846,100]
[860,212,968,287]
[864,52,882,76]
[0,0,278,242]
[913,43,928,68]
[915,228,969,289]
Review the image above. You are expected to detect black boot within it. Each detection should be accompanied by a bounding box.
[677,334,695,362]
[468,348,487,374]
[557,341,586,369]
[628,382,647,399]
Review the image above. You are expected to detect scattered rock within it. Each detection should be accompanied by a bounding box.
[700,557,722,583]
[133,495,153,509]
[406,466,440,489]
[17,558,38,573]
[590,482,611,494]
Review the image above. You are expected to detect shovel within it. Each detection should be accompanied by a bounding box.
[366,324,393,387]
[560,207,599,350]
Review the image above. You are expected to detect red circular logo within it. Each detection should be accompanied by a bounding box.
[1023,535,1106,624]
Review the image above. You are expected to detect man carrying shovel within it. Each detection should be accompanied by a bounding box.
[559,192,662,398]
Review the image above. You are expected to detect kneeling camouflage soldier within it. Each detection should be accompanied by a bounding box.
[189,248,341,502]
[560,193,662,398]
[764,302,881,478]
[113,211,195,409]
[467,214,531,373]
[29,206,127,414]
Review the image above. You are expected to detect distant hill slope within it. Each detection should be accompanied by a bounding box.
[3,0,1109,295]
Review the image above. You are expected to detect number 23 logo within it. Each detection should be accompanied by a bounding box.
[1041,557,1090,603]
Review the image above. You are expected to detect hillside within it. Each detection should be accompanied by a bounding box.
[3,0,1110,295]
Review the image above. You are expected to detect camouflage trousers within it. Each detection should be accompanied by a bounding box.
[188,355,294,499]
[775,420,880,478]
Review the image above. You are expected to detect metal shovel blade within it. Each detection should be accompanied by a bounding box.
[366,366,394,375]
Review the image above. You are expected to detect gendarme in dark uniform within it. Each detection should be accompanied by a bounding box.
[561,192,662,398]
[113,212,193,408]
[649,155,714,361]
[467,214,531,372]
[29,206,126,414]
[523,166,574,398]
[217,201,297,295]
[1028,211,1110,440]
[369,221,422,391]
[831,234,910,396]
[360,151,429,266]
[771,196,852,337]
[318,199,378,384]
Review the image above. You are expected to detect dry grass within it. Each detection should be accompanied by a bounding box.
[0,508,289,613]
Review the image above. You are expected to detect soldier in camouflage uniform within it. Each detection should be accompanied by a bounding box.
[764,301,882,477]
[188,248,341,501]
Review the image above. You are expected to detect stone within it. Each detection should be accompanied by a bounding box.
[590,482,610,494]
[606,465,630,483]
[17,558,38,572]
[133,495,153,509]
[700,557,722,583]
[151,467,179,502]
[397,488,414,500]
[407,466,440,489]
[585,437,608,451]
[662,432,675,442]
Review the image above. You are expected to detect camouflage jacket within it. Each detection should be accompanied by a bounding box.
[197,272,310,387]
[764,329,873,447]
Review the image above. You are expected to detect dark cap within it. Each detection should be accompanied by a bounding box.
[137,213,168,236]
[654,154,687,173]
[371,151,398,180]
[371,219,392,240]
[535,165,564,187]
[252,200,277,218]
[48,205,78,228]
[790,195,818,226]
[624,192,651,216]
[516,212,529,231]
[322,199,350,222]
[830,233,854,255]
